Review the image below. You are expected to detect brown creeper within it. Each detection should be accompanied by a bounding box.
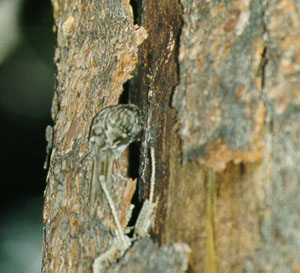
[88,104,143,205]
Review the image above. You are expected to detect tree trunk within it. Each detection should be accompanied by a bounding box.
[43,0,300,272]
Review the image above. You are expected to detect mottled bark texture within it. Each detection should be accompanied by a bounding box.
[44,0,300,272]
[43,0,148,272]
[170,0,300,272]
[103,238,190,273]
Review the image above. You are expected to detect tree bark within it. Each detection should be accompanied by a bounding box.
[42,0,148,272]
[43,0,300,272]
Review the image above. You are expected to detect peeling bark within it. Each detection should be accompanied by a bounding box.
[43,0,148,272]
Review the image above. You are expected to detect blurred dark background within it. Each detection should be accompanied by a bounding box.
[0,0,54,271]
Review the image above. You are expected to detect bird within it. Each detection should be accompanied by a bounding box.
[88,104,143,205]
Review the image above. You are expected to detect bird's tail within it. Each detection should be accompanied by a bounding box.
[89,153,114,205]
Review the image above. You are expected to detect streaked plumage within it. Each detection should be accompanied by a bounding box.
[88,104,143,204]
